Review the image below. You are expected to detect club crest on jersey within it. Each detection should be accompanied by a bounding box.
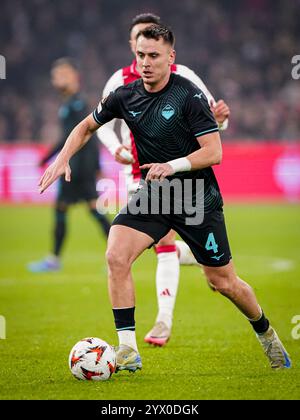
[161,104,175,120]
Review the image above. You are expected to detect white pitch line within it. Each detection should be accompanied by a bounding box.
[234,255,296,273]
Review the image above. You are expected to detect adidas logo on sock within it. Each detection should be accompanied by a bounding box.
[160,288,171,297]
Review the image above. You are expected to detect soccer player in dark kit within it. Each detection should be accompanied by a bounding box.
[28,58,111,273]
[38,26,291,372]
[98,13,231,347]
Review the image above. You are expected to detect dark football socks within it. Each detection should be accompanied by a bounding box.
[54,208,67,256]
[250,311,270,334]
[112,307,135,331]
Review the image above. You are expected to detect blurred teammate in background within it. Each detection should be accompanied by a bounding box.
[97,13,230,346]
[28,58,111,273]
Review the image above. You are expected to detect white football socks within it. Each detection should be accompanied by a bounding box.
[117,330,138,352]
[155,250,180,330]
[175,240,198,265]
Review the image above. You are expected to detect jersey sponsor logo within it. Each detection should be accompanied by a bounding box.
[161,104,175,120]
[129,110,142,117]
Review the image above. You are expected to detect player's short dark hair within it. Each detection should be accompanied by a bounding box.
[130,13,161,32]
[136,24,175,47]
[51,57,79,71]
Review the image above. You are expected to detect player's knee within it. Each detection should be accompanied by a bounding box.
[205,272,235,296]
[105,248,130,273]
[217,282,235,297]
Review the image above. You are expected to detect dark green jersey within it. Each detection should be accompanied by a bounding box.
[93,73,223,212]
[42,94,100,180]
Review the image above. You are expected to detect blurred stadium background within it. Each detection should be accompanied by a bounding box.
[0,0,300,202]
[0,0,300,400]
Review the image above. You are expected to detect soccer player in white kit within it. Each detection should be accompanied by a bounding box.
[97,14,230,346]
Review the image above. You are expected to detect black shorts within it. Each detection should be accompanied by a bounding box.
[112,206,232,267]
[56,177,98,204]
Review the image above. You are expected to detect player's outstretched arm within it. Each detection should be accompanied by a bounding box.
[39,138,66,167]
[140,131,222,182]
[39,114,101,193]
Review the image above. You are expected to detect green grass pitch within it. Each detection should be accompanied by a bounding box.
[0,203,300,400]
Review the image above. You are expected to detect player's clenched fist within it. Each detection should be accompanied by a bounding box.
[114,145,135,165]
[210,99,230,123]
[39,160,71,193]
[140,163,175,182]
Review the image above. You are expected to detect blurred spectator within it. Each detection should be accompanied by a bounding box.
[0,0,299,142]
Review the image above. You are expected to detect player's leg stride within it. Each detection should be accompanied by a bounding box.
[144,235,210,347]
[144,234,179,346]
[203,263,292,370]
[106,226,155,373]
[27,206,67,273]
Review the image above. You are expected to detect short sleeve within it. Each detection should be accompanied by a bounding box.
[176,64,215,105]
[183,88,219,138]
[93,90,122,126]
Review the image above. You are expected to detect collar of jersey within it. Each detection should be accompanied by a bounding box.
[141,72,175,97]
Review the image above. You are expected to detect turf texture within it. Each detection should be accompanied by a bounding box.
[0,204,299,400]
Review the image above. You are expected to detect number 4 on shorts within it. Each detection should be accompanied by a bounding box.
[205,232,218,254]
